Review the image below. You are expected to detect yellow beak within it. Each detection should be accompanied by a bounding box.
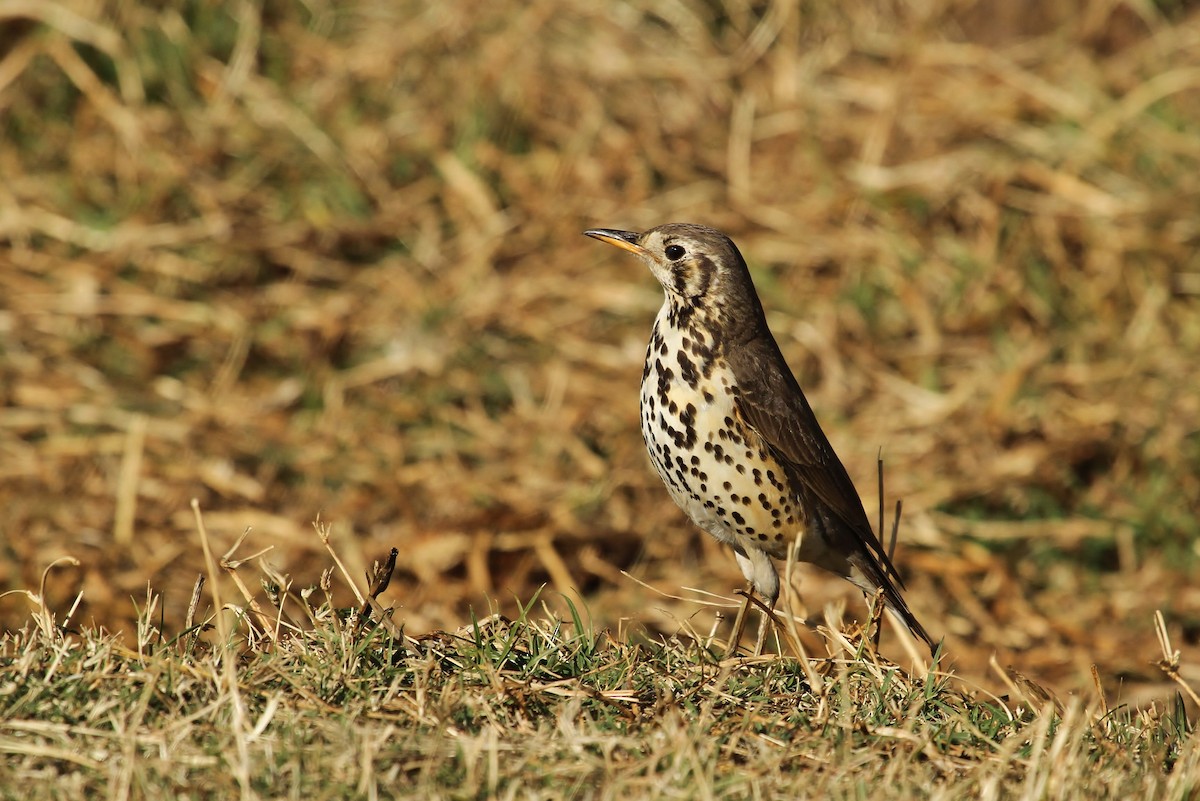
[583,228,646,256]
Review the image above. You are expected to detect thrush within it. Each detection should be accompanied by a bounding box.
[585,223,935,656]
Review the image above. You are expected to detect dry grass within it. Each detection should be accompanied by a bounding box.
[1,529,1197,799]
[1,0,1200,790]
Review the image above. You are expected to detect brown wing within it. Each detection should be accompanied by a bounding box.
[728,337,936,652]
[727,339,904,585]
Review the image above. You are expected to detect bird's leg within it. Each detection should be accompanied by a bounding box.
[724,581,755,658]
[867,587,886,652]
[752,597,777,656]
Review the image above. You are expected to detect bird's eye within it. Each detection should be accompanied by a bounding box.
[665,245,686,261]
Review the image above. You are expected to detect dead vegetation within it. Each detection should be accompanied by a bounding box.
[1,523,1196,799]
[1,0,1199,732]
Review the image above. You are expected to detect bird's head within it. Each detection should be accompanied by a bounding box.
[584,223,760,317]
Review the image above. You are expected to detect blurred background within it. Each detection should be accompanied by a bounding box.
[1,0,1198,704]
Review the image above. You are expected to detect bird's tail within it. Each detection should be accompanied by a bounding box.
[848,555,937,657]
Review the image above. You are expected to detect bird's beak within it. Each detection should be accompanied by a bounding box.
[583,228,646,256]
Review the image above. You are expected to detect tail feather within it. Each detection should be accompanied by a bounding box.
[848,555,937,656]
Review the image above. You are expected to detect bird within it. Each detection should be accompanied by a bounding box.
[584,223,935,657]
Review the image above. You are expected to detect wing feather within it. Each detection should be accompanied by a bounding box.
[728,337,936,653]
[728,340,902,583]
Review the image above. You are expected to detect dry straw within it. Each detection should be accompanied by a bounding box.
[0,0,1197,708]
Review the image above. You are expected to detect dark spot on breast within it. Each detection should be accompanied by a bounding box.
[677,351,698,386]
[690,335,715,363]
[731,511,745,525]
[680,403,695,428]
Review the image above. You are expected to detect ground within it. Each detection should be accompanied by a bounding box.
[1,0,1199,796]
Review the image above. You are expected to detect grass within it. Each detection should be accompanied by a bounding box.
[1,532,1197,799]
[2,0,1200,795]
